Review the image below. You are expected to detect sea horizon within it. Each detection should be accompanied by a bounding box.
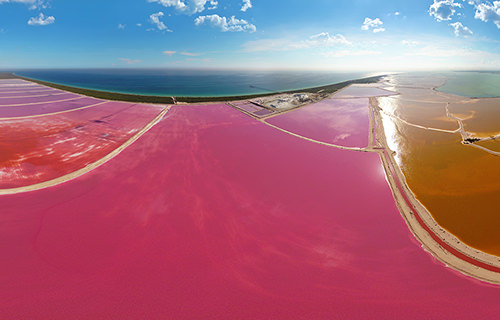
[10,68,383,97]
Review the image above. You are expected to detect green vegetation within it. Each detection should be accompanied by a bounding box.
[9,73,384,104]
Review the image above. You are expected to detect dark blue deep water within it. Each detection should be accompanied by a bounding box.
[13,69,376,97]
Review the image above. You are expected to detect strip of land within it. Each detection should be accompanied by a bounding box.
[0,77,169,193]
[0,71,384,104]
[3,71,500,284]
[5,73,500,319]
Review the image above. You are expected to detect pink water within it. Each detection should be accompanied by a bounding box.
[0,101,164,188]
[2,103,500,319]
[234,103,263,113]
[267,98,370,147]
[0,92,81,106]
[0,97,104,118]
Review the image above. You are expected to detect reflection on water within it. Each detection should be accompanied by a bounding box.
[266,98,370,148]
[380,111,403,166]
[379,73,500,256]
[378,97,459,131]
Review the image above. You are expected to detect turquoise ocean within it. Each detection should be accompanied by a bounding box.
[13,69,377,97]
[438,71,500,98]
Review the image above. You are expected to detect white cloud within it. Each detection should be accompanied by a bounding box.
[401,40,419,46]
[394,11,400,16]
[242,38,307,52]
[321,50,382,58]
[242,32,351,52]
[194,14,256,32]
[27,12,54,26]
[208,0,217,9]
[149,11,172,31]
[147,0,216,14]
[118,24,126,29]
[361,18,385,33]
[307,32,352,46]
[180,51,201,56]
[0,0,49,9]
[30,0,48,9]
[241,0,252,12]
[118,58,142,65]
[147,0,187,11]
[163,51,202,56]
[429,0,461,21]
[450,21,473,37]
[0,0,33,3]
[474,1,500,28]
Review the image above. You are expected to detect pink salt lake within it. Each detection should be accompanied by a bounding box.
[1,81,500,320]
[266,98,370,147]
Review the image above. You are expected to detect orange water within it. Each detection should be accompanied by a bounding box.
[384,99,500,256]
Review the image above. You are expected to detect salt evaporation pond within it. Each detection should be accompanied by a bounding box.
[3,78,500,319]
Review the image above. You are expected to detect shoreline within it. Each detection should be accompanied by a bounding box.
[371,89,500,284]
[4,70,500,283]
[0,71,384,104]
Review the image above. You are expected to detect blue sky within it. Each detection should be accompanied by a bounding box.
[0,0,499,71]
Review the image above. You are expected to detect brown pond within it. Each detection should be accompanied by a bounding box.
[379,81,500,256]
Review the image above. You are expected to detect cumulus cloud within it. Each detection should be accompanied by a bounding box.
[147,0,186,11]
[241,0,252,12]
[194,14,256,32]
[149,11,172,31]
[474,1,500,28]
[118,24,126,29]
[361,18,385,33]
[450,21,473,37]
[429,0,462,21]
[307,32,351,46]
[27,12,54,26]
[147,0,216,14]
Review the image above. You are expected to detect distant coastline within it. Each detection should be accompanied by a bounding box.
[0,71,384,104]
